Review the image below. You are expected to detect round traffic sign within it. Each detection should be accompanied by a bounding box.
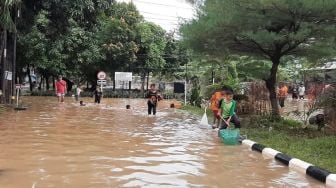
[97,71,106,80]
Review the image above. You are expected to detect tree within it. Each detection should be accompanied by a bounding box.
[99,2,141,73]
[136,22,166,91]
[0,0,21,103]
[181,0,336,116]
[162,34,189,80]
[16,0,111,90]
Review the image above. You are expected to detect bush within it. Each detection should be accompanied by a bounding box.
[316,86,336,130]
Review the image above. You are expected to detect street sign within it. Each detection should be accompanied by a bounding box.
[115,72,132,82]
[15,84,21,89]
[5,71,12,80]
[97,80,107,85]
[97,71,107,80]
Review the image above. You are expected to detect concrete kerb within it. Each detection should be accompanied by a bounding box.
[241,139,336,187]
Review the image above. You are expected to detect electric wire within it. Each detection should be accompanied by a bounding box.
[133,0,194,10]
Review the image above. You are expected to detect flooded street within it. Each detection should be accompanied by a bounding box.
[0,97,324,188]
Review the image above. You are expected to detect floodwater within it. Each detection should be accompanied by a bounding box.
[0,97,324,188]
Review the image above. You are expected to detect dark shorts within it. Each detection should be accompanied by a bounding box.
[219,114,241,129]
[292,93,298,99]
[279,97,285,108]
[212,110,220,119]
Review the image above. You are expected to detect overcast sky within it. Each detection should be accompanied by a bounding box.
[117,0,195,32]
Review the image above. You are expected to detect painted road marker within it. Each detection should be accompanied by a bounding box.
[240,139,336,186]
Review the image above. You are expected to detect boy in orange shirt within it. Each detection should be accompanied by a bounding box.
[278,83,288,108]
[210,90,225,129]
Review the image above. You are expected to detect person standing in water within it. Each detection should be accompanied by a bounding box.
[55,75,67,103]
[75,85,82,101]
[94,87,103,104]
[146,84,158,115]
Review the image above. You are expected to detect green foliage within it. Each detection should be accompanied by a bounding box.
[190,78,202,106]
[136,22,166,72]
[162,35,190,79]
[98,3,141,73]
[15,1,188,90]
[181,0,336,115]
[0,0,20,31]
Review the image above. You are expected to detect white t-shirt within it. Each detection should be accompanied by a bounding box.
[76,88,81,96]
[299,86,305,96]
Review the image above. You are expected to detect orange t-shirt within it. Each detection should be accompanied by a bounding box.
[210,92,222,111]
[278,86,288,97]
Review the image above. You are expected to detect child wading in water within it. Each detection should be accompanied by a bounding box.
[146,84,158,115]
[218,89,241,129]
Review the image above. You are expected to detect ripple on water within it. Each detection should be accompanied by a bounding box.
[0,97,326,188]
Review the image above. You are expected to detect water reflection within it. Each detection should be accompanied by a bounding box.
[0,97,324,188]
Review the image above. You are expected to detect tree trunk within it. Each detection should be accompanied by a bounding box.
[112,72,116,91]
[27,66,33,91]
[52,76,55,90]
[2,31,14,104]
[140,72,146,93]
[45,75,50,90]
[146,70,150,92]
[0,31,4,71]
[265,57,280,117]
[18,71,22,84]
[39,75,43,90]
[0,31,6,103]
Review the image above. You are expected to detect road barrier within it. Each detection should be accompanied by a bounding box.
[242,139,336,186]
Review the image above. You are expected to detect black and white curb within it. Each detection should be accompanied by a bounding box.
[242,139,336,187]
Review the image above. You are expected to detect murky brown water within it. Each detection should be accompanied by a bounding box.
[0,97,324,188]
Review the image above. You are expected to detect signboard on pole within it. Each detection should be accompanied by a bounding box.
[97,80,107,85]
[97,71,107,80]
[115,72,132,82]
[5,71,12,81]
[15,84,21,89]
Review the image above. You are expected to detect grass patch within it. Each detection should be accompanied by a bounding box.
[241,128,336,172]
[182,105,336,173]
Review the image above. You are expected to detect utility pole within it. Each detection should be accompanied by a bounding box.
[12,6,18,97]
[212,62,215,85]
[1,6,18,104]
[184,62,188,105]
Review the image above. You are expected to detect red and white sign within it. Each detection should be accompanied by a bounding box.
[97,71,106,80]
[15,84,21,89]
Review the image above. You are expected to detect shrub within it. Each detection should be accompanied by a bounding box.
[317,86,336,130]
[244,115,302,129]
